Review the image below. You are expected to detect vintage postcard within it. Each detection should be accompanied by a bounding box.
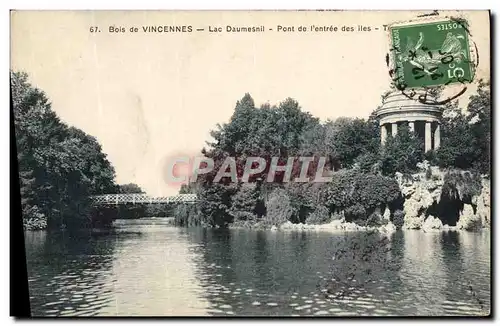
[11,10,491,317]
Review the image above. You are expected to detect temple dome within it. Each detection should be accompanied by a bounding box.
[375,91,444,126]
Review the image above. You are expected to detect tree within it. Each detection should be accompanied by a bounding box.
[468,81,491,175]
[380,124,424,176]
[434,81,490,175]
[229,183,261,221]
[198,182,237,227]
[118,183,144,194]
[325,170,401,225]
[12,71,117,230]
[322,116,380,169]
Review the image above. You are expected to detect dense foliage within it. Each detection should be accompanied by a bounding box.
[380,125,424,176]
[12,72,118,230]
[118,183,144,194]
[185,83,490,228]
[14,70,489,230]
[189,94,401,227]
[434,81,491,175]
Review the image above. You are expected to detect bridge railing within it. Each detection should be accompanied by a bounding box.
[90,193,198,205]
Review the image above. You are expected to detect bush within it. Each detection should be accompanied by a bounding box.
[231,211,257,222]
[174,204,203,227]
[425,167,433,180]
[284,182,328,223]
[229,183,260,222]
[326,170,402,222]
[442,169,482,203]
[331,211,345,221]
[198,183,237,227]
[354,152,381,174]
[365,212,387,227]
[305,205,331,225]
[380,125,424,176]
[392,210,405,229]
[264,188,294,226]
[344,204,366,223]
[144,203,173,217]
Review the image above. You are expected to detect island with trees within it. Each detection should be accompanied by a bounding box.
[12,71,490,232]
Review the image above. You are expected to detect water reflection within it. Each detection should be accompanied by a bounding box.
[25,222,490,317]
[185,228,490,316]
[26,230,117,316]
[400,231,448,315]
[97,224,210,316]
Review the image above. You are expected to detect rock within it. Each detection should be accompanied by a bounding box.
[279,221,295,230]
[395,164,449,231]
[416,160,430,172]
[403,214,425,230]
[303,223,313,230]
[383,207,391,221]
[342,222,359,231]
[324,219,344,230]
[386,221,397,233]
[476,178,491,227]
[457,204,482,231]
[270,225,278,231]
[442,224,458,232]
[378,221,396,234]
[421,215,443,231]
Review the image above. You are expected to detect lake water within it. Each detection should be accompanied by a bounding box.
[24,218,491,317]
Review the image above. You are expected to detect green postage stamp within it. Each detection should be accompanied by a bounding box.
[390,19,474,88]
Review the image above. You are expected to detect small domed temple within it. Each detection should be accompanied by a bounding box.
[375,91,443,152]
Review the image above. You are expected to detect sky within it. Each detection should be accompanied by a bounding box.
[11,10,490,195]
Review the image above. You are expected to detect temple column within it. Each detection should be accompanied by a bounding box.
[408,121,415,133]
[381,124,387,145]
[425,121,432,152]
[434,123,441,150]
[391,123,398,137]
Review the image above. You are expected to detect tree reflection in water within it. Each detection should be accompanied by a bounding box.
[25,230,119,317]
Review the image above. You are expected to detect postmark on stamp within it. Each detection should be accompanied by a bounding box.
[389,18,475,89]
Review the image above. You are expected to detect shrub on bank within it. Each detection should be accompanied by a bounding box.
[229,183,261,222]
[344,204,367,225]
[264,188,294,226]
[305,205,331,225]
[174,203,203,227]
[442,169,482,203]
[198,182,237,227]
[325,170,402,225]
[380,125,424,176]
[144,203,174,217]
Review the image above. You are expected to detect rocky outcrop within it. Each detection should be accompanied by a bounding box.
[442,224,458,232]
[396,161,444,230]
[475,178,491,227]
[278,219,396,234]
[421,215,443,231]
[402,214,425,230]
[383,207,391,221]
[456,204,482,231]
[396,161,490,231]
